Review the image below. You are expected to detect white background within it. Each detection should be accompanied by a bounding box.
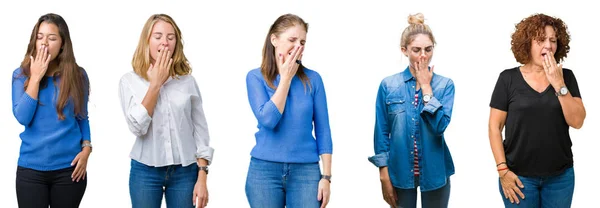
[1,0,598,207]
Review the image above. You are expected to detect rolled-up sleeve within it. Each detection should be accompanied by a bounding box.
[369,81,390,167]
[191,78,214,165]
[118,76,152,137]
[420,79,455,136]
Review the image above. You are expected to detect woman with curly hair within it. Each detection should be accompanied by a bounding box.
[488,13,586,207]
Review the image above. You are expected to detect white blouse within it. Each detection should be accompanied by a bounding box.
[118,72,213,167]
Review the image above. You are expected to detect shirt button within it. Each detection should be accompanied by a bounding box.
[411,135,414,138]
[411,151,414,154]
[410,169,413,172]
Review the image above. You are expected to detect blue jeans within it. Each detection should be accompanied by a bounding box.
[499,167,575,208]
[394,176,451,208]
[129,159,199,208]
[245,157,322,208]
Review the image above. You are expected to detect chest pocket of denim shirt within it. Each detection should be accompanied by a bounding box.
[386,97,406,114]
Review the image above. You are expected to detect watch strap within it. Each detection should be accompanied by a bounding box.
[321,175,331,183]
[555,86,568,96]
[81,142,92,150]
[199,166,209,174]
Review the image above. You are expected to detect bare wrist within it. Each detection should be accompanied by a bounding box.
[379,167,390,181]
[421,84,432,94]
[553,82,566,91]
[29,77,42,84]
[82,146,92,154]
[195,175,207,185]
[279,77,293,85]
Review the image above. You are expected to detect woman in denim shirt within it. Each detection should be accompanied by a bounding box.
[369,13,455,208]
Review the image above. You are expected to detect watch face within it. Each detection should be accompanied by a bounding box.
[423,94,431,102]
[560,87,568,95]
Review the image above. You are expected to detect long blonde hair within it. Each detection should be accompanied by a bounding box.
[132,14,191,80]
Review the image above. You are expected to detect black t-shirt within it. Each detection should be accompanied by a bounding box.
[490,67,581,177]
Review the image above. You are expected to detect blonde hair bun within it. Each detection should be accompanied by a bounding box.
[408,13,425,25]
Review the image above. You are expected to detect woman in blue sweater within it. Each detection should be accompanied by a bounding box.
[245,14,333,208]
[11,13,91,208]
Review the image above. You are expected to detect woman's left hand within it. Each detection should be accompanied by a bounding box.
[71,147,91,182]
[317,178,331,208]
[193,179,209,208]
[543,51,565,91]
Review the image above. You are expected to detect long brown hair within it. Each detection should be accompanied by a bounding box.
[261,14,310,90]
[20,13,88,120]
[132,14,191,80]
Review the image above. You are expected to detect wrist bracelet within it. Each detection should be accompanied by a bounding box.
[497,167,508,171]
[502,170,510,177]
[496,162,506,167]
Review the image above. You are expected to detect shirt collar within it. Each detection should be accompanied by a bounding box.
[401,66,415,82]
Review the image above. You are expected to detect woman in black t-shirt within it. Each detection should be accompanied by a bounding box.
[488,14,586,207]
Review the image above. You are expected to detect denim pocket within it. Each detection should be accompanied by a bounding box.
[386,98,406,114]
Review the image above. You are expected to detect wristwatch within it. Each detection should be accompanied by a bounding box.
[199,166,209,175]
[555,86,569,96]
[321,175,332,183]
[81,142,92,151]
[423,94,433,103]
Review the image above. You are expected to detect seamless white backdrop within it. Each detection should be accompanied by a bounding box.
[1,0,598,207]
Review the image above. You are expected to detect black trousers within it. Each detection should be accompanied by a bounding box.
[16,166,87,208]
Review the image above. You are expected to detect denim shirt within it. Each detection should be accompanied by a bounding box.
[368,67,455,191]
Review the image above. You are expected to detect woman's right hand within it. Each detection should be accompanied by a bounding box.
[276,45,303,83]
[499,170,525,204]
[147,47,173,87]
[29,45,51,82]
[379,167,398,208]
